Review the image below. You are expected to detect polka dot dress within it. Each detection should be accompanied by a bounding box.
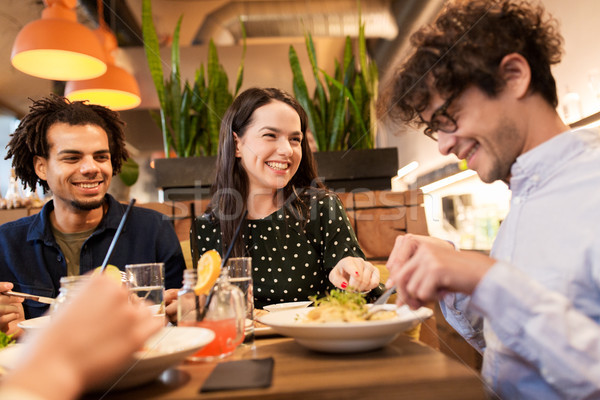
[193,189,365,309]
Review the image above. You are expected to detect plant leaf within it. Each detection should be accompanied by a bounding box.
[234,18,246,97]
[321,68,368,148]
[141,0,165,109]
[305,32,328,129]
[118,158,139,186]
[289,45,324,151]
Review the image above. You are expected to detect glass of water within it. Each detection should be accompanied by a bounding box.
[225,257,254,347]
[125,263,165,320]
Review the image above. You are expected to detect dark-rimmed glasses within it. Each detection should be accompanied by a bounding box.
[420,94,458,141]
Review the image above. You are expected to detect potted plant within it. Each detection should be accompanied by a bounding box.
[288,14,397,191]
[141,0,245,196]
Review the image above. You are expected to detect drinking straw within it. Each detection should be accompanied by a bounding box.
[100,198,136,273]
[199,209,248,320]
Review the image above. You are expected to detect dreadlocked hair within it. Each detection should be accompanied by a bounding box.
[5,94,128,193]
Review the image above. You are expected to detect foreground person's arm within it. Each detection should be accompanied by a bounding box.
[0,275,162,400]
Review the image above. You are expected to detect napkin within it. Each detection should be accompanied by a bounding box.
[200,357,274,392]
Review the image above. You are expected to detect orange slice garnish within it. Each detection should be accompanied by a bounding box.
[194,250,222,296]
[93,264,123,285]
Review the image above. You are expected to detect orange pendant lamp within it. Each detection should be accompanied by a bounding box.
[11,0,107,81]
[65,25,142,111]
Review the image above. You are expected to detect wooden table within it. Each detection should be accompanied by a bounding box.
[89,335,486,400]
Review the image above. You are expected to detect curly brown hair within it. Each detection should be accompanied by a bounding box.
[5,95,129,193]
[379,0,564,125]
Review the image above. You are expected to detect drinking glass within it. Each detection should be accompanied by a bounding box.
[177,269,245,361]
[50,275,91,315]
[125,263,165,319]
[226,257,254,347]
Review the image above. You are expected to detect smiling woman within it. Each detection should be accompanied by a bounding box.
[193,87,381,310]
[233,100,303,202]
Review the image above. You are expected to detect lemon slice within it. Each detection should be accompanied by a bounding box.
[194,250,222,296]
[93,264,123,285]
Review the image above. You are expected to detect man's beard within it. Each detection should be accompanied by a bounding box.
[70,197,106,211]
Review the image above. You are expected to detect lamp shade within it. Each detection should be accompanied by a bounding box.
[64,25,141,111]
[11,0,107,81]
[65,63,142,111]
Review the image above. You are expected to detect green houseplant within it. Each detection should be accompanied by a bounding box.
[288,14,397,192]
[288,14,377,151]
[141,0,246,158]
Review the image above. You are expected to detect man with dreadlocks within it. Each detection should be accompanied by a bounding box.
[381,0,600,398]
[0,95,185,333]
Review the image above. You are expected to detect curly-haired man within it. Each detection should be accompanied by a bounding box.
[0,95,185,331]
[382,0,600,398]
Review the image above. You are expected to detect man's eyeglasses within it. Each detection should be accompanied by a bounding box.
[420,94,458,141]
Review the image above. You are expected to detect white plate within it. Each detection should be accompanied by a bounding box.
[257,304,433,353]
[263,301,313,312]
[17,315,50,331]
[0,326,214,391]
[19,304,164,332]
[254,325,274,336]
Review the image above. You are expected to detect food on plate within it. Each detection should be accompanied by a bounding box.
[194,250,222,296]
[0,332,15,349]
[302,289,397,323]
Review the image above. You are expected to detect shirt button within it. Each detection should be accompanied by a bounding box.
[513,197,521,204]
[531,175,540,182]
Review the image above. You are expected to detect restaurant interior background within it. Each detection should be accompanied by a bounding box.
[0,0,599,251]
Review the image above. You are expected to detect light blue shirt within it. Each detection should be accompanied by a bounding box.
[441,128,600,399]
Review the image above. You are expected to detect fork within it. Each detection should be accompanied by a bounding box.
[366,287,397,318]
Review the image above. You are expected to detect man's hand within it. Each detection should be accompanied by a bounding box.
[386,234,495,309]
[164,288,179,325]
[0,282,25,336]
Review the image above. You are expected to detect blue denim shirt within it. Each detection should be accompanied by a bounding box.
[0,194,185,319]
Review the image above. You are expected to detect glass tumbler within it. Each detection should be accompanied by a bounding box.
[125,263,165,319]
[225,257,254,347]
[50,275,91,315]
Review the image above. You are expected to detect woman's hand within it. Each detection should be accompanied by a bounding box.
[329,257,380,292]
[0,282,24,336]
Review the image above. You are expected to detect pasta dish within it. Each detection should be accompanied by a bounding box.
[301,290,397,323]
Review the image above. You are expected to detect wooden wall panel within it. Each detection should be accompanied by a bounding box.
[337,190,429,259]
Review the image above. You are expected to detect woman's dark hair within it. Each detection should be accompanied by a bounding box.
[5,94,128,192]
[208,87,324,256]
[379,0,564,125]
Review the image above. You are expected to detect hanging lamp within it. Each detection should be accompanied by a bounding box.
[65,26,141,111]
[11,0,107,81]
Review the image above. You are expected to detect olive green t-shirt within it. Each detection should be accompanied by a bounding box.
[51,226,96,276]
